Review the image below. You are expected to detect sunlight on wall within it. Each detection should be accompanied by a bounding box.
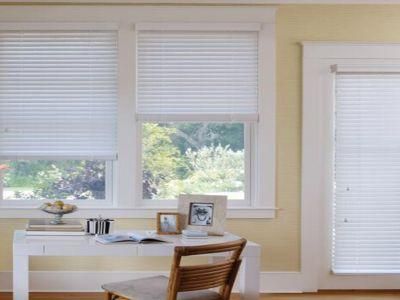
[2,4,400,273]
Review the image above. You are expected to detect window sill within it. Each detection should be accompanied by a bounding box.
[0,206,277,219]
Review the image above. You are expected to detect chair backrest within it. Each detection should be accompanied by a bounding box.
[167,238,247,300]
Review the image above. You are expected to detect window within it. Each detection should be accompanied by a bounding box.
[136,24,260,205]
[0,10,277,218]
[333,71,400,274]
[0,28,118,203]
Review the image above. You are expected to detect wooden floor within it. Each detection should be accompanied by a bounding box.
[1,291,400,300]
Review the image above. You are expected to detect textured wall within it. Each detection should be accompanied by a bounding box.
[2,4,400,273]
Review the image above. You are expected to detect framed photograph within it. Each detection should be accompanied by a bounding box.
[189,203,214,226]
[178,194,227,236]
[156,212,181,235]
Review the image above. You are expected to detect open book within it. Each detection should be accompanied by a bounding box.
[94,232,166,244]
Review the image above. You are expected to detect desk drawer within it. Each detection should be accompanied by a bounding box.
[13,244,44,256]
[137,244,174,256]
[44,244,139,256]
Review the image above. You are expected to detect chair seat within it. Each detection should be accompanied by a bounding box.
[102,275,222,300]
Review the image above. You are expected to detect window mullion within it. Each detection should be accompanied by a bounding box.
[105,161,114,205]
[245,123,253,207]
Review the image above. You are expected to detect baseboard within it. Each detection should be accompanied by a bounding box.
[261,272,304,293]
[0,271,303,293]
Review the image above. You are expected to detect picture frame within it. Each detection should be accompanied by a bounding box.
[156,212,181,235]
[189,202,214,226]
[178,194,227,236]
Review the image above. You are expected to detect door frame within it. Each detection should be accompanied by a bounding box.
[301,42,400,290]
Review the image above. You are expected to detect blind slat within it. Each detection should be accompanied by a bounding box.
[0,30,118,160]
[136,30,259,122]
[333,73,400,274]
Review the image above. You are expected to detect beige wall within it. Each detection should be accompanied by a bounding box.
[2,4,400,273]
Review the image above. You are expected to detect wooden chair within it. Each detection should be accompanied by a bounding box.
[102,238,247,300]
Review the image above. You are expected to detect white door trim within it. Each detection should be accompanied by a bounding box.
[301,42,400,290]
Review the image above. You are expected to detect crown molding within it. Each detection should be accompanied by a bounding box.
[2,0,400,4]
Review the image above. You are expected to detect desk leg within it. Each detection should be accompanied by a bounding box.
[13,255,29,300]
[239,256,260,300]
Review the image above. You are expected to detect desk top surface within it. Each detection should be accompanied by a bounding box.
[13,230,260,256]
[14,230,257,247]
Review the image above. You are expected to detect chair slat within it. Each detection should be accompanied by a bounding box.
[104,237,247,300]
[180,261,233,274]
[181,269,231,281]
[167,238,247,300]
[180,279,228,291]
[181,269,231,283]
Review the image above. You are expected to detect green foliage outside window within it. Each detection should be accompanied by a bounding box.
[1,160,105,200]
[1,123,245,201]
[142,123,245,200]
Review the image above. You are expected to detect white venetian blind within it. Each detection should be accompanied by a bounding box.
[137,30,259,121]
[333,72,400,273]
[0,29,118,160]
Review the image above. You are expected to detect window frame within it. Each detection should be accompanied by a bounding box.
[0,22,119,208]
[0,5,277,219]
[132,22,276,215]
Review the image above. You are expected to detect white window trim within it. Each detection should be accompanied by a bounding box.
[0,6,277,219]
[135,22,262,32]
[132,21,277,217]
[301,42,400,291]
[0,22,119,30]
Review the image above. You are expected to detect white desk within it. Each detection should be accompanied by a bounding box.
[13,230,261,300]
